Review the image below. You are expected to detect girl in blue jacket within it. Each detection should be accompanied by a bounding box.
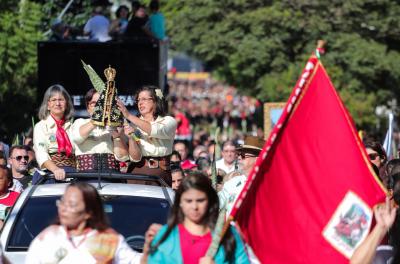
[145,172,250,264]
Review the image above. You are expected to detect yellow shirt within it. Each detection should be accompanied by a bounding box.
[133,115,177,160]
[71,118,128,161]
[33,116,73,168]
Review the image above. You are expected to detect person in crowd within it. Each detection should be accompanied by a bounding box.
[170,150,182,163]
[26,182,142,263]
[174,141,196,171]
[141,172,250,263]
[193,145,209,161]
[124,4,150,40]
[173,107,192,141]
[219,136,265,215]
[49,18,71,41]
[364,139,388,186]
[0,152,6,166]
[117,86,177,186]
[23,145,39,174]
[0,150,22,193]
[33,84,75,183]
[0,165,19,228]
[216,140,238,175]
[8,145,32,190]
[71,88,129,174]
[196,157,212,176]
[84,6,111,42]
[170,165,184,191]
[109,5,130,39]
[384,158,400,190]
[148,0,167,41]
[0,142,9,161]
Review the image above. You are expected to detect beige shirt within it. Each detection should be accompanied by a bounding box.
[133,115,177,159]
[33,116,73,168]
[71,118,128,161]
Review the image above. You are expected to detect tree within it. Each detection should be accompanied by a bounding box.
[164,0,400,131]
[0,0,44,142]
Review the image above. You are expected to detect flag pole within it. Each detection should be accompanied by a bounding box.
[315,39,326,59]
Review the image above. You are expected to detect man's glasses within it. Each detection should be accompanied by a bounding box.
[11,156,29,162]
[368,153,379,160]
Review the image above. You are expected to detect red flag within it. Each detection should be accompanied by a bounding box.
[231,55,386,263]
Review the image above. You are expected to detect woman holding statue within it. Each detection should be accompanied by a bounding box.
[117,86,176,186]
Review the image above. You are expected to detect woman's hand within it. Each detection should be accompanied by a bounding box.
[124,124,135,137]
[375,196,397,232]
[142,223,162,256]
[116,99,129,118]
[53,168,66,180]
[111,126,124,139]
[199,256,215,264]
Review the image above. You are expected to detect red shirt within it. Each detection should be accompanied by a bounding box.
[175,112,191,136]
[178,224,212,264]
[0,191,19,207]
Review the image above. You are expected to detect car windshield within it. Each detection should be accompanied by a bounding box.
[6,195,170,252]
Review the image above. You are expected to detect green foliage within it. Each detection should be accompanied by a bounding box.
[165,0,400,131]
[0,0,44,142]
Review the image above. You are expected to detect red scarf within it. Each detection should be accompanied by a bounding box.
[51,115,72,157]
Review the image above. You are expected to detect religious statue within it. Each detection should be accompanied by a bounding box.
[81,60,123,128]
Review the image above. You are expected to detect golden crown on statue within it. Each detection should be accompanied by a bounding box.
[104,66,116,82]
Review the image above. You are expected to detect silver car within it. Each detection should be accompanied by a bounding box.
[0,173,174,263]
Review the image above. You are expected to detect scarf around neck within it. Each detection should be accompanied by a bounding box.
[51,115,72,157]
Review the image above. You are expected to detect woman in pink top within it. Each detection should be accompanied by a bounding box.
[143,172,250,264]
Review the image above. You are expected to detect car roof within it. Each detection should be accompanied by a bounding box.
[29,183,174,200]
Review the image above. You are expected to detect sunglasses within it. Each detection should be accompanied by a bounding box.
[368,153,379,160]
[11,155,29,162]
[239,153,257,159]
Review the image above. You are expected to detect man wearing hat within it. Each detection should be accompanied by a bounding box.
[219,135,265,216]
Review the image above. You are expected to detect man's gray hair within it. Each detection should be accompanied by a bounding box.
[38,84,74,120]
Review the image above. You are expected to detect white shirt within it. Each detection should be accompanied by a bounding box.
[33,116,73,168]
[71,118,128,161]
[216,158,235,174]
[219,175,246,216]
[26,225,141,264]
[84,15,111,42]
[131,116,177,161]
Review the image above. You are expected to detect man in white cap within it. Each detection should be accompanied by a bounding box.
[219,135,265,216]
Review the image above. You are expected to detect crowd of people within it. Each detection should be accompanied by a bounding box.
[168,78,263,149]
[51,0,167,43]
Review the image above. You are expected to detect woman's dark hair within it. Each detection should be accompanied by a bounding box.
[196,157,211,172]
[115,5,129,18]
[363,139,388,166]
[386,159,400,189]
[149,0,159,12]
[389,173,400,262]
[151,172,236,261]
[170,150,182,162]
[84,88,97,109]
[58,182,109,231]
[135,85,166,118]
